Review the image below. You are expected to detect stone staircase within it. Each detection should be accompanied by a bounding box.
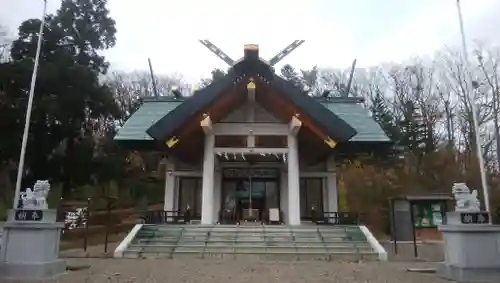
[117,224,383,261]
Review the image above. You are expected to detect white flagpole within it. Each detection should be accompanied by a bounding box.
[456,0,491,218]
[13,0,48,209]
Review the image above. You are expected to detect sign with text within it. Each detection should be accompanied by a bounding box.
[14,209,44,221]
[460,212,489,224]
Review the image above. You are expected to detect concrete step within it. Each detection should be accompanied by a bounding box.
[129,243,372,251]
[136,238,357,244]
[135,238,371,246]
[137,232,183,238]
[122,249,378,261]
[122,224,380,261]
[147,225,349,232]
[141,229,352,236]
[144,231,348,237]
[140,235,348,242]
[141,227,184,232]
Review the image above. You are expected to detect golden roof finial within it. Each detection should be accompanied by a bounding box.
[247,81,256,89]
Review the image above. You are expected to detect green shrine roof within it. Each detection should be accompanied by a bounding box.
[114,97,390,144]
[320,100,390,142]
[114,99,182,141]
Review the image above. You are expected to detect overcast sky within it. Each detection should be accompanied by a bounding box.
[2,0,499,82]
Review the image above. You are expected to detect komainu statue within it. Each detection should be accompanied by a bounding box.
[20,180,51,209]
[452,183,480,212]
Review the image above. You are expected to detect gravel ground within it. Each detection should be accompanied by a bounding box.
[60,243,118,258]
[382,241,445,262]
[4,258,452,283]
[5,232,449,282]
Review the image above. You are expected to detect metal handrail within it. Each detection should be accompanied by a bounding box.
[312,211,360,225]
[143,210,190,224]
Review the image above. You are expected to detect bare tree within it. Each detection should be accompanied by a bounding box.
[0,24,11,62]
[318,68,362,97]
[434,47,497,171]
[105,71,189,126]
[475,44,500,170]
[438,50,483,150]
[301,65,319,95]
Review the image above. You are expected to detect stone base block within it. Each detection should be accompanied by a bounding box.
[0,259,66,280]
[438,263,500,283]
[0,209,66,280]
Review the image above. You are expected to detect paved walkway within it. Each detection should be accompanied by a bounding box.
[4,258,451,283]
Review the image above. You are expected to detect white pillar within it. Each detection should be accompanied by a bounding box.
[280,169,288,223]
[163,158,175,213]
[213,165,222,223]
[326,156,338,212]
[201,134,215,224]
[287,133,301,225]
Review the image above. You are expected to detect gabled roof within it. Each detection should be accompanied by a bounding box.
[321,100,390,142]
[114,97,390,144]
[146,71,241,141]
[267,73,357,142]
[114,98,183,142]
[146,59,357,143]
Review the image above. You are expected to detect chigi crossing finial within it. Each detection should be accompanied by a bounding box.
[198,40,305,69]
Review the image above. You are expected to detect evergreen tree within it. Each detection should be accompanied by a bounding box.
[280,64,305,90]
[369,89,399,142]
[2,0,119,196]
[397,101,430,155]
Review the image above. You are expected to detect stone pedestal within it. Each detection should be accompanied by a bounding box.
[438,212,500,282]
[0,209,66,280]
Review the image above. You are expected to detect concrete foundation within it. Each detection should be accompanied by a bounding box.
[438,212,500,283]
[0,209,66,280]
[439,264,500,283]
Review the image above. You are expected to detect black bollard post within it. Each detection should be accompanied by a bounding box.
[184,207,191,224]
[104,197,112,254]
[83,197,91,252]
[56,197,64,223]
[311,205,317,223]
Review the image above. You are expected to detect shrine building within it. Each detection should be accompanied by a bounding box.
[114,44,391,225]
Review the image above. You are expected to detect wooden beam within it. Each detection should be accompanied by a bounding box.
[200,114,213,134]
[289,116,302,136]
[214,147,288,154]
[171,171,202,177]
[300,172,332,177]
[219,162,283,168]
[163,86,244,146]
[212,123,288,136]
